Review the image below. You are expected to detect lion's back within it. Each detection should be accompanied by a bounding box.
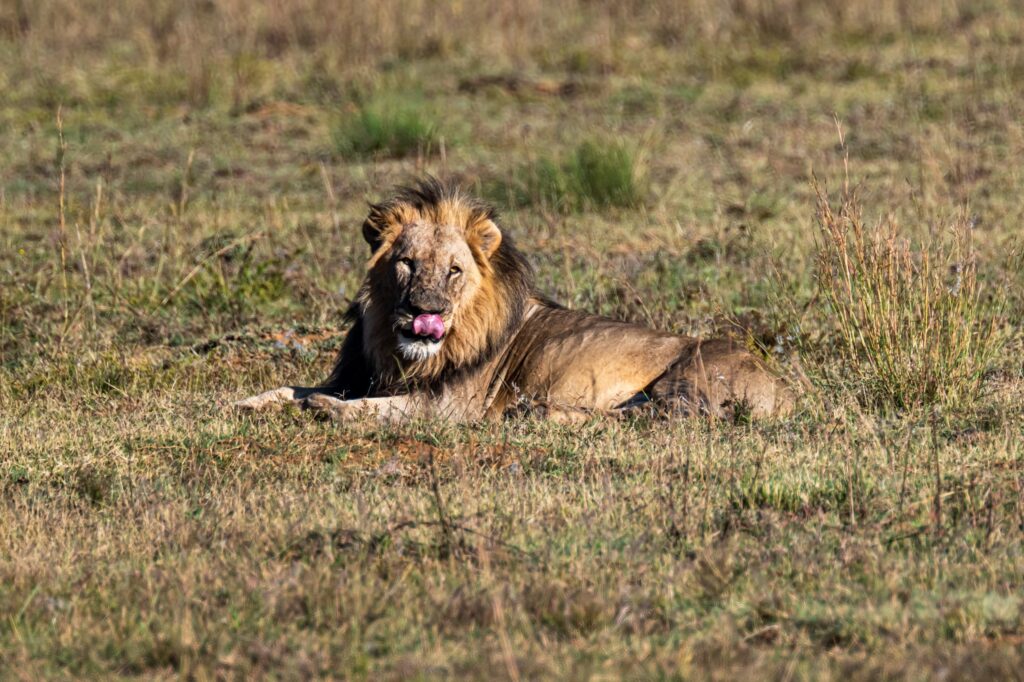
[485,303,792,418]
[487,303,692,413]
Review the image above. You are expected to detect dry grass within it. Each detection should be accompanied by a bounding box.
[2,0,1024,678]
[3,0,988,63]
[814,177,1007,410]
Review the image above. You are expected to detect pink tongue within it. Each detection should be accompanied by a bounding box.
[412,314,445,340]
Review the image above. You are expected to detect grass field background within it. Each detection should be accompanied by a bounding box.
[2,1,1023,678]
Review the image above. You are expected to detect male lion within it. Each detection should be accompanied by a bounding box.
[236,179,792,422]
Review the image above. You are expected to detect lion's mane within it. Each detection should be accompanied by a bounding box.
[323,179,533,396]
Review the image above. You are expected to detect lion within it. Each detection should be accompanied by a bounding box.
[235,179,793,423]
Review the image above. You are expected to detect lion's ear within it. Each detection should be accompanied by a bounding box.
[362,218,386,252]
[363,215,405,254]
[468,219,502,259]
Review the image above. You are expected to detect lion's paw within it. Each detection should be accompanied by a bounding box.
[232,386,301,411]
[301,393,349,420]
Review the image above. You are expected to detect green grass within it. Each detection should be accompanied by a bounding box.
[496,139,644,212]
[332,96,441,159]
[2,0,1024,678]
[569,140,643,209]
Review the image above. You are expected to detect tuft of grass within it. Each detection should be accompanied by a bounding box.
[497,139,644,212]
[568,140,643,209]
[496,157,573,211]
[331,96,440,159]
[813,180,1006,410]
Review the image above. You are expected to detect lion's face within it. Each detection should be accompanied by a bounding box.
[384,221,490,362]
[358,188,509,378]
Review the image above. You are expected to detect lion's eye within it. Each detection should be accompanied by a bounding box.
[449,265,462,277]
[397,257,414,271]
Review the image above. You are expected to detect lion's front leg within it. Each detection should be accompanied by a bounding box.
[233,386,322,411]
[302,394,427,423]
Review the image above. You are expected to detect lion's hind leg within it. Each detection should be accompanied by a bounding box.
[646,340,793,420]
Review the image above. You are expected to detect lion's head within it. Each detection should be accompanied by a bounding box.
[355,179,533,387]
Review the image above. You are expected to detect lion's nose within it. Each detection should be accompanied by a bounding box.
[406,293,449,317]
[408,302,446,316]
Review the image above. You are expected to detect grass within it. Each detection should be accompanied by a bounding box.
[2,0,1024,678]
[332,95,442,159]
[569,140,644,209]
[814,178,1007,410]
[496,139,644,212]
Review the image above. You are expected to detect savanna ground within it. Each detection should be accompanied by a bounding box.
[2,1,1024,678]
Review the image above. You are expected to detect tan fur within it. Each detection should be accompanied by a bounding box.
[235,179,793,422]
